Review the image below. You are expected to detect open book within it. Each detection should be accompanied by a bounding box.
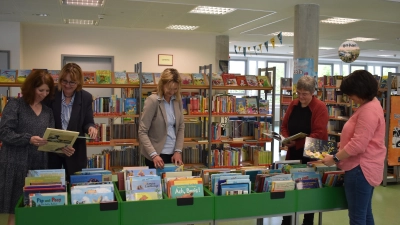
[38,128,79,153]
[303,137,338,159]
[264,131,307,145]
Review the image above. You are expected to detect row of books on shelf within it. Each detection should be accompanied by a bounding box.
[93,96,138,115]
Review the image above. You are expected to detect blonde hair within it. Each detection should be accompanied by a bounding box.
[58,63,84,91]
[157,68,182,100]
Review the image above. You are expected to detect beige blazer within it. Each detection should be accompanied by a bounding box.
[139,94,185,160]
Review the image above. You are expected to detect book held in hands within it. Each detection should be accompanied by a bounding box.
[303,137,338,160]
[264,131,307,145]
[38,128,79,153]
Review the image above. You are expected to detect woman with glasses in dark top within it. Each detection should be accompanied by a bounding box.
[46,63,98,180]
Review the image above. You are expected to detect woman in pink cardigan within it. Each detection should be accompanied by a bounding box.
[322,70,386,225]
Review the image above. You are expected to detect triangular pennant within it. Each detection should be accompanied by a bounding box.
[258,44,262,53]
[270,37,275,48]
[243,47,246,57]
[253,46,257,55]
[247,46,251,51]
[264,41,269,52]
[277,32,283,45]
[238,46,241,52]
[234,45,237,54]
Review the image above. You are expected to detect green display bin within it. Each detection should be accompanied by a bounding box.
[213,188,297,220]
[118,188,214,225]
[15,192,120,225]
[296,186,348,212]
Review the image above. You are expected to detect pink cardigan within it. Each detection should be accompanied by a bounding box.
[338,98,386,186]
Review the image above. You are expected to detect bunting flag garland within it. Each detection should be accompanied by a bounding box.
[247,46,251,51]
[264,41,269,52]
[270,37,275,48]
[243,47,246,57]
[238,46,241,52]
[253,46,257,55]
[258,44,262,53]
[234,45,237,54]
[277,32,283,45]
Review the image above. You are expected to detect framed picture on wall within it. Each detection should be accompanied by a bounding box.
[158,54,173,66]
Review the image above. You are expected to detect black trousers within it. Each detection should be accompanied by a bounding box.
[144,154,173,169]
[48,151,87,181]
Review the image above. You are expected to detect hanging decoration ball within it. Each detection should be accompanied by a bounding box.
[338,41,360,63]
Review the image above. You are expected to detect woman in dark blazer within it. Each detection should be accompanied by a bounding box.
[47,63,98,180]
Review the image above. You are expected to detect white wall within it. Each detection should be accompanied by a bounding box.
[0,21,21,69]
[21,24,216,73]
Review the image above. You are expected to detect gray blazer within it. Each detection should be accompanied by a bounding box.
[139,94,185,160]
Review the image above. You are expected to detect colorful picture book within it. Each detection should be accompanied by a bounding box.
[127,72,140,85]
[114,71,128,84]
[211,73,224,86]
[221,74,238,86]
[83,71,96,84]
[235,76,248,86]
[0,70,17,83]
[192,73,207,85]
[180,73,193,85]
[48,70,60,83]
[38,128,79,153]
[124,98,137,115]
[30,193,67,207]
[264,132,308,145]
[303,137,338,159]
[257,75,271,87]
[153,73,161,85]
[245,75,258,87]
[96,70,112,84]
[16,70,31,83]
[141,73,154,85]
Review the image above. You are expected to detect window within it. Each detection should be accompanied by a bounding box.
[228,60,246,96]
[368,66,374,74]
[343,64,349,75]
[333,64,341,75]
[382,66,397,76]
[375,66,381,76]
[350,65,366,72]
[318,64,333,76]
[267,61,286,122]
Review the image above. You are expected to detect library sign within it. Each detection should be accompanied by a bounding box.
[338,41,360,63]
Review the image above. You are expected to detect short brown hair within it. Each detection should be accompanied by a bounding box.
[58,63,84,91]
[157,68,182,100]
[21,69,55,105]
[297,75,316,94]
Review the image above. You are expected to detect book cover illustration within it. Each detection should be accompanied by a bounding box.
[16,70,31,83]
[180,73,193,85]
[245,75,258,87]
[141,73,154,85]
[114,71,127,84]
[127,72,140,85]
[281,78,292,88]
[38,128,79,153]
[83,71,95,84]
[95,70,112,84]
[153,73,161,85]
[124,98,137,115]
[128,176,162,199]
[235,76,248,86]
[126,168,156,177]
[257,75,271,87]
[156,164,184,176]
[245,97,258,114]
[264,131,307,145]
[70,188,114,205]
[48,70,60,83]
[28,169,66,186]
[303,137,338,159]
[70,174,103,184]
[221,74,238,86]
[0,70,16,83]
[170,184,204,198]
[211,73,224,86]
[235,98,246,114]
[259,99,269,114]
[30,193,67,207]
[192,73,207,85]
[134,192,158,201]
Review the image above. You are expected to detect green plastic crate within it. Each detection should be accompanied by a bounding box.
[15,193,120,225]
[296,186,348,212]
[213,188,297,220]
[118,189,214,225]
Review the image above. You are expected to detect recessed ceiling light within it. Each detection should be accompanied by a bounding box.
[319,47,335,50]
[64,19,98,25]
[379,50,385,51]
[377,55,392,57]
[166,25,199,31]
[288,52,293,54]
[33,13,48,17]
[347,37,379,42]
[189,6,236,15]
[320,17,361,24]
[269,32,294,37]
[61,0,104,7]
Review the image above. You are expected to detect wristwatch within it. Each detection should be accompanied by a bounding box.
[333,154,340,163]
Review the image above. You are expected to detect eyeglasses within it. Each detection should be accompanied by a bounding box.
[296,91,311,97]
[61,79,77,86]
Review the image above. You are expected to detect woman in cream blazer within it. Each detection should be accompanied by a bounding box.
[139,68,184,168]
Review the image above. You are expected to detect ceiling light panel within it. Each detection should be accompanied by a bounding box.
[377,55,392,57]
[269,32,294,37]
[319,47,335,50]
[62,0,105,7]
[347,37,379,42]
[189,6,236,15]
[65,19,98,25]
[166,25,199,30]
[320,17,361,24]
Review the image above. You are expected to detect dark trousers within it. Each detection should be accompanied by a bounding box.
[282,214,314,225]
[144,154,173,169]
[48,151,86,181]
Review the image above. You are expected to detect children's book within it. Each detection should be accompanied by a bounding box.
[211,73,224,86]
[127,72,140,85]
[96,70,112,84]
[264,131,307,145]
[124,98,137,115]
[83,71,96,84]
[0,69,16,83]
[259,99,269,114]
[141,73,154,85]
[192,73,207,85]
[221,74,238,86]
[245,75,258,87]
[30,192,67,207]
[134,192,158,201]
[28,169,66,186]
[38,128,79,153]
[153,73,161,85]
[16,70,31,83]
[235,76,248,86]
[303,137,338,159]
[156,164,184,177]
[70,174,103,184]
[170,184,204,198]
[180,73,193,85]
[281,78,292,88]
[245,97,258,114]
[257,75,271,87]
[114,72,128,84]
[48,70,60,83]
[235,98,246,114]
